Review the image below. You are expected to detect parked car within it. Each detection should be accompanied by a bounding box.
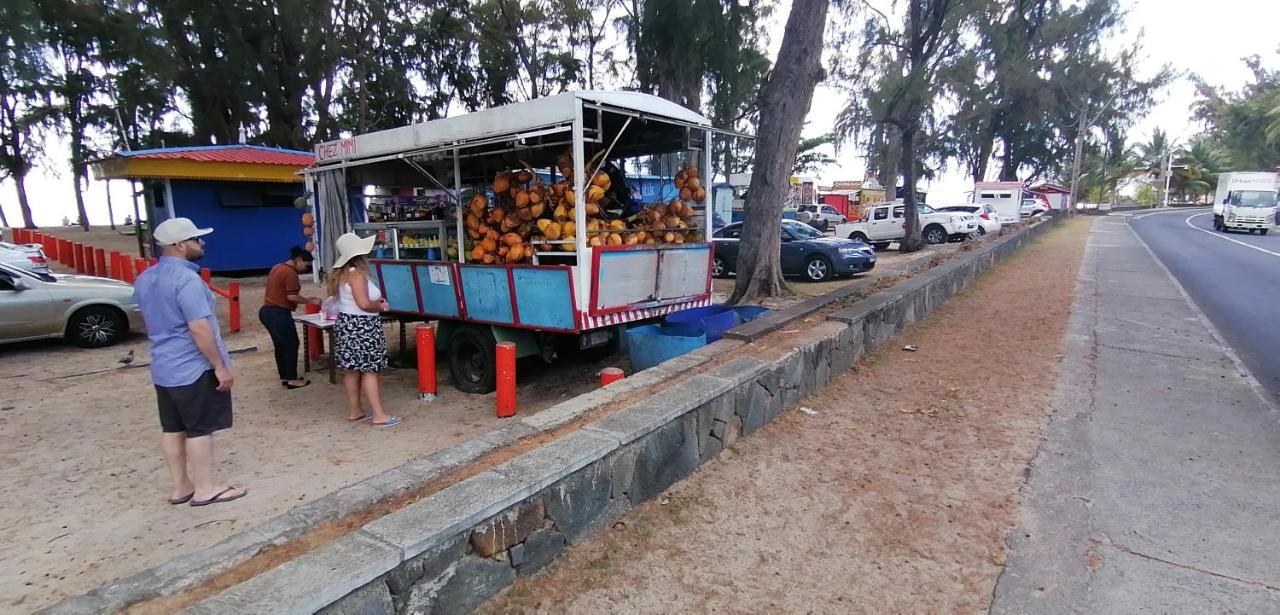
[1020,197,1048,217]
[0,241,51,274]
[0,261,141,347]
[934,204,1002,236]
[798,204,848,225]
[712,220,875,282]
[835,202,978,248]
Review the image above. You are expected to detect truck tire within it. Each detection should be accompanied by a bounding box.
[872,242,891,251]
[848,232,869,243]
[1213,215,1224,231]
[923,225,947,245]
[1262,229,1270,236]
[448,326,497,394]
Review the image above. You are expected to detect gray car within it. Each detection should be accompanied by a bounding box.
[0,262,142,347]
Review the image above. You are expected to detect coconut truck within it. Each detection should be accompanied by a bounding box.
[305,91,738,393]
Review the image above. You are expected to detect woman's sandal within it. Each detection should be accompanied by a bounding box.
[372,416,402,427]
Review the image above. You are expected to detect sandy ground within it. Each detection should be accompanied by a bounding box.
[483,218,1092,614]
[0,227,939,611]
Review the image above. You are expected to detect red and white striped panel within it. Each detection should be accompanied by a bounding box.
[580,297,713,330]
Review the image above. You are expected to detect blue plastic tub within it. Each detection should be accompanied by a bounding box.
[663,305,738,342]
[625,325,706,371]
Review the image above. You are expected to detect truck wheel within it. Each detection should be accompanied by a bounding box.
[1213,215,1223,231]
[923,225,947,245]
[67,305,127,348]
[1262,229,1270,236]
[849,232,869,243]
[448,326,497,394]
[872,242,891,251]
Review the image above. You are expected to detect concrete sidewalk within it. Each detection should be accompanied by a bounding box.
[992,216,1280,612]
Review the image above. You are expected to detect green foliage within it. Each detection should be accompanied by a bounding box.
[1135,183,1156,206]
[1193,56,1280,171]
[793,132,837,174]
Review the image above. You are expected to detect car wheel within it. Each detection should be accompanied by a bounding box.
[976,226,987,236]
[67,305,126,348]
[923,225,947,245]
[803,255,832,282]
[448,326,497,394]
[872,242,891,251]
[849,232,869,243]
[712,256,729,278]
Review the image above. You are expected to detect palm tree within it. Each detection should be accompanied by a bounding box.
[1173,140,1231,203]
[1133,129,1169,178]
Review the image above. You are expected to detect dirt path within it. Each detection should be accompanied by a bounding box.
[483,218,1093,614]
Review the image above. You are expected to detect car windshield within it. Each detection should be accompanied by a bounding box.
[785,222,824,239]
[917,204,936,214]
[0,264,54,283]
[1229,190,1278,208]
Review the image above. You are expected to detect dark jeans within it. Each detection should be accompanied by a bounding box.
[259,305,299,381]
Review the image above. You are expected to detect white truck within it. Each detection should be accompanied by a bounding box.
[1212,172,1279,234]
[835,202,978,249]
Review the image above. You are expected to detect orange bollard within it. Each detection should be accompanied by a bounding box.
[496,341,516,418]
[60,239,72,265]
[135,258,148,276]
[73,244,86,274]
[94,248,106,278]
[44,235,58,261]
[228,282,240,333]
[122,254,135,283]
[416,325,437,401]
[84,245,96,276]
[305,303,323,359]
[600,367,624,387]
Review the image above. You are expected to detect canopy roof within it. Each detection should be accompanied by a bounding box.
[311,91,712,168]
[92,145,313,182]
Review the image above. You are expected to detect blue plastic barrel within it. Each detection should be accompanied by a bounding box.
[733,305,770,323]
[624,325,706,371]
[664,305,738,342]
[425,248,441,261]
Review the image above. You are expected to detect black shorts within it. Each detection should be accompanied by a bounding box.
[156,370,233,437]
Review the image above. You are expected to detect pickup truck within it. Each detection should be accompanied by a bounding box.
[835,203,978,249]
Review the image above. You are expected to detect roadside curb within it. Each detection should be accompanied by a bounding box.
[41,217,1062,615]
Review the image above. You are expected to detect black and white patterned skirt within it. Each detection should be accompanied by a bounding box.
[334,313,388,373]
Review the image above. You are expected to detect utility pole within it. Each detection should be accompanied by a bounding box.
[1161,147,1174,208]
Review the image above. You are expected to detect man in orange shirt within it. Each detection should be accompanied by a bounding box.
[259,247,321,389]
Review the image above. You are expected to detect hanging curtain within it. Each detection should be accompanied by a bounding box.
[317,169,350,276]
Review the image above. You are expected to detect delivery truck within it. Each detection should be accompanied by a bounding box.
[1212,172,1279,234]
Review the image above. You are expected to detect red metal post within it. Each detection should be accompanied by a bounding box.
[600,367,624,387]
[122,254,135,283]
[13,228,27,243]
[416,325,437,400]
[73,244,86,274]
[60,239,72,266]
[305,303,323,358]
[135,258,147,276]
[94,248,107,278]
[228,282,241,332]
[496,341,517,418]
[44,235,58,261]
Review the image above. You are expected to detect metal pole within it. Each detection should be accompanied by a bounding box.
[1161,148,1174,208]
[104,180,117,230]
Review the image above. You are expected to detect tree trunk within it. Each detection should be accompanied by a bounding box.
[14,171,35,228]
[900,124,925,252]
[999,137,1019,181]
[727,0,829,305]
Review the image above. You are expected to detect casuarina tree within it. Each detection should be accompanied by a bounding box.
[727,0,829,304]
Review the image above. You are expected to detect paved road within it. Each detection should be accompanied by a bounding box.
[993,216,1280,612]
[1131,208,1280,402]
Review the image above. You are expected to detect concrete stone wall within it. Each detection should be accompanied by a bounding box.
[176,218,1062,614]
[47,218,1060,615]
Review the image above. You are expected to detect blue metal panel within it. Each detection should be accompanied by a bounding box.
[168,179,305,272]
[460,266,514,324]
[512,268,575,330]
[415,263,461,318]
[378,264,421,312]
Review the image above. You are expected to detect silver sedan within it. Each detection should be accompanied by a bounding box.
[0,262,142,347]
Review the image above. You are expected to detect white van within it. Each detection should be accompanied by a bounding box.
[972,181,1023,224]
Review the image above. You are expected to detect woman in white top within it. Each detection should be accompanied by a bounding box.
[328,233,399,427]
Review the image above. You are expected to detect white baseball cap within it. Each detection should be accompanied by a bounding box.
[153,217,213,245]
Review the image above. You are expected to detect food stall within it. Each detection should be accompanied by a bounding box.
[305,91,732,393]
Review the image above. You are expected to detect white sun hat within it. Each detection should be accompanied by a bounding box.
[153,217,213,245]
[332,232,377,268]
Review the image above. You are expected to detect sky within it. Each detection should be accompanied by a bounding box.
[2,0,1279,228]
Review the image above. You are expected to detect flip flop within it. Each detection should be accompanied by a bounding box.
[168,492,194,505]
[347,413,372,422]
[190,486,248,507]
[283,380,312,390]
[372,416,402,427]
